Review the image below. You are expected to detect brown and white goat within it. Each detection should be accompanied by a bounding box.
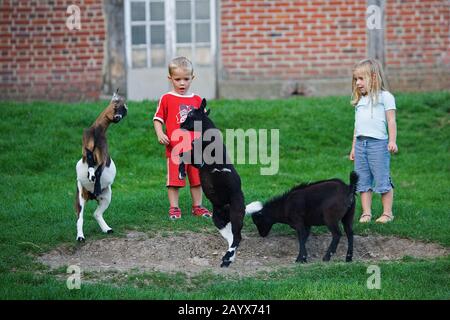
[75,90,128,242]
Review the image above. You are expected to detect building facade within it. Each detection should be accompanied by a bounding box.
[1,0,449,101]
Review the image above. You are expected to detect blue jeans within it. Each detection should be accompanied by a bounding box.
[354,136,394,194]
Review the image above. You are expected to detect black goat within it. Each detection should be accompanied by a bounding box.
[180,99,245,267]
[246,172,358,263]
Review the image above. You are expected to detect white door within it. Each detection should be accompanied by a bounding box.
[124,0,217,101]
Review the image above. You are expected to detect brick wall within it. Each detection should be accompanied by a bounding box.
[385,0,450,92]
[219,0,450,98]
[0,0,105,101]
[219,0,368,97]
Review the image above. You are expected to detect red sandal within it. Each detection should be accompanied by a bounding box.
[192,206,212,218]
[168,207,181,220]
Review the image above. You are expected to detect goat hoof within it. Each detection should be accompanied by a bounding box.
[322,256,331,262]
[296,257,307,263]
[220,260,231,268]
[346,256,353,262]
[107,229,114,234]
[77,236,85,242]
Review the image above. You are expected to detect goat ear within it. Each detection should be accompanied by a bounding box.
[200,98,207,111]
[112,88,120,101]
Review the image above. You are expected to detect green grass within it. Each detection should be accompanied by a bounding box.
[0,91,449,299]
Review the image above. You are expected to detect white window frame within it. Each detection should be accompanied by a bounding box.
[124,0,216,69]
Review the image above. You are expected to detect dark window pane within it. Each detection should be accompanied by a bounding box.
[176,23,191,43]
[132,25,146,45]
[150,2,164,21]
[151,25,165,44]
[195,23,210,43]
[131,2,146,21]
[195,0,210,19]
[176,0,191,20]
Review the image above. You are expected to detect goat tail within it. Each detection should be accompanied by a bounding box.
[344,171,358,214]
[245,201,263,215]
[349,171,358,195]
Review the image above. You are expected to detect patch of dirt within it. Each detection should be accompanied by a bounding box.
[38,231,449,277]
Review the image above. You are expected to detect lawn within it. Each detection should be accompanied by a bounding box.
[0,91,449,300]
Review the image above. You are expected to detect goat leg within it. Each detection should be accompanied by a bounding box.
[221,251,233,267]
[343,222,354,262]
[212,207,233,267]
[93,165,103,196]
[75,182,87,242]
[323,224,341,261]
[178,153,186,180]
[295,226,310,263]
[85,148,96,182]
[342,202,355,262]
[216,196,244,268]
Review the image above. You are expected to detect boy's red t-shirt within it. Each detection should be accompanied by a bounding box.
[153,92,202,158]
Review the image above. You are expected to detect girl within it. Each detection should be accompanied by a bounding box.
[349,58,398,224]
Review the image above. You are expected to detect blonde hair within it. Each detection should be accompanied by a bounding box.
[168,56,194,76]
[351,58,388,106]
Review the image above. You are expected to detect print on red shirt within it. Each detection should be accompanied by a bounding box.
[153,93,202,158]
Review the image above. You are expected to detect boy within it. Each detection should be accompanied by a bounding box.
[153,56,212,220]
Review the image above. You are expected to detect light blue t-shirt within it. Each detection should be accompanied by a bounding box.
[354,90,396,140]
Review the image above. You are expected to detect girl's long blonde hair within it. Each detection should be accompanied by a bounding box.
[351,58,388,106]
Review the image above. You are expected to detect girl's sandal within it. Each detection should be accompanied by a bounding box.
[375,213,394,224]
[359,213,372,223]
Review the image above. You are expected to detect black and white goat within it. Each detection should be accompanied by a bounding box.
[246,172,358,263]
[180,99,246,267]
[75,90,128,242]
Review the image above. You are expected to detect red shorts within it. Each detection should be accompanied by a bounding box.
[166,157,201,187]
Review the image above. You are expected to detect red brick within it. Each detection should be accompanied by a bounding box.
[0,0,105,101]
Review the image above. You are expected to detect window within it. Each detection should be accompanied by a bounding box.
[175,0,212,66]
[127,0,166,68]
[125,0,215,69]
